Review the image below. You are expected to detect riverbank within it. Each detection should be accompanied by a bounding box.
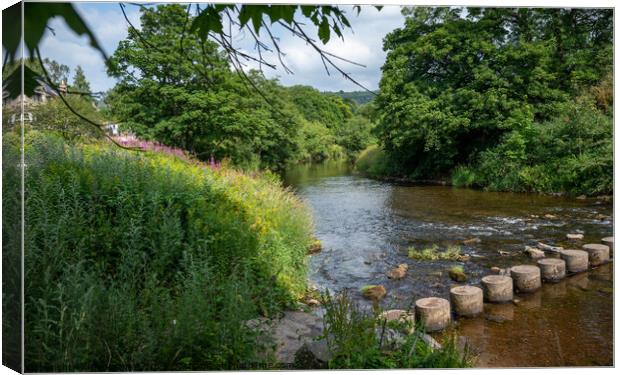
[10,131,316,371]
[354,144,613,198]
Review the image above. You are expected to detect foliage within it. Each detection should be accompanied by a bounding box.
[354,145,395,178]
[8,131,314,371]
[71,65,91,93]
[28,96,104,141]
[452,82,613,195]
[106,6,374,169]
[327,90,377,105]
[407,245,463,261]
[374,7,612,192]
[320,291,474,369]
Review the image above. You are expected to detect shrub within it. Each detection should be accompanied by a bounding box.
[320,291,474,369]
[9,132,314,371]
[355,145,394,178]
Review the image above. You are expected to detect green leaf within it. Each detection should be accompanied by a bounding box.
[190,6,223,38]
[23,3,107,61]
[301,6,315,18]
[318,17,330,44]
[267,5,296,24]
[2,3,21,65]
[3,65,44,100]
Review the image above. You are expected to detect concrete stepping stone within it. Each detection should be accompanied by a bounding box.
[560,249,589,273]
[582,244,610,266]
[510,265,541,293]
[601,237,613,256]
[450,285,483,317]
[415,297,451,332]
[481,275,513,303]
[537,258,566,282]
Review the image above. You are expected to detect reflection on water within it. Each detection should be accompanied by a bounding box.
[283,161,613,367]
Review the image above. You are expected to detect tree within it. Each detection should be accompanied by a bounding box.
[375,7,612,178]
[42,58,69,85]
[71,65,90,93]
[106,5,300,170]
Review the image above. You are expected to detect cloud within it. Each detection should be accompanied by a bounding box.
[37,3,404,93]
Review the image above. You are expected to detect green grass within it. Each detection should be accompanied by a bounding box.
[320,291,474,369]
[407,245,463,261]
[8,131,314,371]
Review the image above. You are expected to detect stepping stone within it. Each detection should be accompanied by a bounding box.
[481,275,513,303]
[560,250,589,273]
[510,265,541,293]
[450,285,483,317]
[415,297,451,332]
[601,237,613,256]
[537,258,566,282]
[582,244,610,266]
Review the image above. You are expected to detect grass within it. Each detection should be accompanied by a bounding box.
[9,131,315,371]
[407,245,463,261]
[320,291,475,369]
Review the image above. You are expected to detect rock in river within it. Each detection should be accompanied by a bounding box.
[567,233,584,240]
[524,246,545,259]
[361,285,387,301]
[387,263,408,280]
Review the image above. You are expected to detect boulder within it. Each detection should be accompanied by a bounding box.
[544,214,557,219]
[308,239,322,254]
[448,267,467,282]
[294,340,331,369]
[387,263,408,280]
[567,233,584,240]
[536,242,563,254]
[361,285,387,301]
[490,266,502,274]
[524,246,545,259]
[462,237,481,245]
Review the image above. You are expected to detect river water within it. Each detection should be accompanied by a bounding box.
[283,161,614,367]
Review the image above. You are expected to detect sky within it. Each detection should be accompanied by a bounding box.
[37,2,405,93]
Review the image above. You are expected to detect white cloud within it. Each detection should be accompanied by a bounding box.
[36,3,404,93]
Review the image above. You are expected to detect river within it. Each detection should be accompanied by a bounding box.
[283,160,613,367]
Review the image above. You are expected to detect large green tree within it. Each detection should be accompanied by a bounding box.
[375,7,612,178]
[71,65,91,93]
[106,5,300,170]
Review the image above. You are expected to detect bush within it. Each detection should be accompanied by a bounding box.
[460,96,613,195]
[9,132,314,371]
[354,145,394,178]
[320,291,474,369]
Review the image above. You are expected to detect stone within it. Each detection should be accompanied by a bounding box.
[536,242,564,253]
[305,298,320,307]
[450,285,483,317]
[387,263,408,280]
[462,237,481,245]
[576,195,587,200]
[448,267,468,282]
[379,309,415,325]
[601,237,614,256]
[361,285,387,301]
[560,249,589,273]
[537,258,566,282]
[524,246,545,259]
[498,250,511,256]
[566,233,584,240]
[510,265,541,293]
[415,297,451,332]
[271,311,324,366]
[308,239,322,254]
[481,275,513,302]
[490,266,501,274]
[294,340,331,369]
[544,214,557,219]
[582,243,610,266]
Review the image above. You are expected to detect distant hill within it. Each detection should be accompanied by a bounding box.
[324,90,377,105]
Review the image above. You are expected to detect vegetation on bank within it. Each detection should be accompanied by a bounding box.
[359,7,613,196]
[105,5,374,171]
[321,292,474,368]
[7,131,314,371]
